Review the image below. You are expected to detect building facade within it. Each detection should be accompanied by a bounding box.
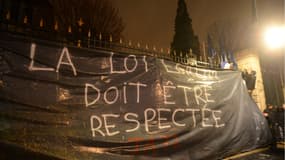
[235,48,266,111]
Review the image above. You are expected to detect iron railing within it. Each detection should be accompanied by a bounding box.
[0,8,222,69]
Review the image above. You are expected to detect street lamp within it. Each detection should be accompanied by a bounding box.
[263,25,285,103]
[263,26,285,49]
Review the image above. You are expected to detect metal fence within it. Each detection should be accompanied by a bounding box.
[0,8,222,69]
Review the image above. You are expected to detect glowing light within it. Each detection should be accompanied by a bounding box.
[264,26,285,49]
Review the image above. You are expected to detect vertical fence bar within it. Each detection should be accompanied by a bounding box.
[0,8,217,69]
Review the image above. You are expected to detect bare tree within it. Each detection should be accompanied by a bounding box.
[48,0,124,42]
[207,18,252,54]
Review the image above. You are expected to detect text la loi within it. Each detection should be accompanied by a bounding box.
[28,43,148,75]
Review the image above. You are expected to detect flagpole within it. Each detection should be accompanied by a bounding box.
[203,41,206,62]
[282,0,285,102]
[252,0,258,23]
[283,0,285,23]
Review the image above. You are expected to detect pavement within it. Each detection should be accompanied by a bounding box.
[224,142,284,160]
[1,141,284,160]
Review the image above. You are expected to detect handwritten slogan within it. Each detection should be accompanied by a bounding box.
[0,32,272,160]
[28,43,225,138]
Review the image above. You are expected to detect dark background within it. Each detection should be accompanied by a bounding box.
[113,0,284,49]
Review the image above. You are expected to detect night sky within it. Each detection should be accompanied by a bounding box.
[113,0,284,49]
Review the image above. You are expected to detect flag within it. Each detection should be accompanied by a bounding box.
[229,50,238,69]
[220,54,226,68]
[207,34,216,58]
[223,52,228,63]
[219,36,228,68]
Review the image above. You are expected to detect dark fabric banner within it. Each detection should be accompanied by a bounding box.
[0,32,271,160]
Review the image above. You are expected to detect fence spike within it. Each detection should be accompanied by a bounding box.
[99,33,102,41]
[128,40,132,46]
[153,45,156,51]
[88,30,91,38]
[119,38,123,44]
[54,21,58,31]
[23,16,28,24]
[145,44,149,50]
[77,40,81,47]
[68,25,72,33]
[78,18,84,27]
[109,35,112,42]
[167,48,170,54]
[137,42,140,48]
[39,18,44,27]
[6,11,10,20]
